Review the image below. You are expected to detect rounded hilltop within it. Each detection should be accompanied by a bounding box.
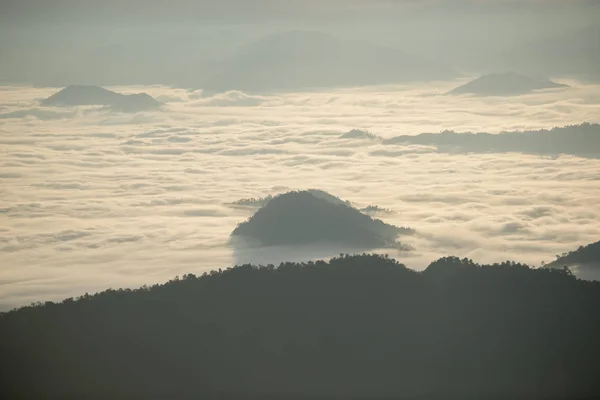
[231,190,413,249]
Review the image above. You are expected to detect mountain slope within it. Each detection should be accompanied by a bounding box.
[231,190,412,248]
[546,240,600,281]
[1,254,599,399]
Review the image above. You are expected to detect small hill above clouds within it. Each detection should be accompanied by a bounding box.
[231,190,413,249]
[340,129,380,140]
[447,72,568,96]
[42,85,162,112]
[199,30,458,93]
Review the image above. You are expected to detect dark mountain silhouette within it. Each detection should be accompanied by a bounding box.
[384,123,600,158]
[1,254,599,400]
[447,72,568,96]
[546,241,600,280]
[548,241,600,268]
[231,190,413,249]
[199,30,459,93]
[42,85,162,112]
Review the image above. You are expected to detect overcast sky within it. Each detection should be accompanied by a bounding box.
[2,0,599,26]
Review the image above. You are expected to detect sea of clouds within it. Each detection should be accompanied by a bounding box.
[1,79,599,309]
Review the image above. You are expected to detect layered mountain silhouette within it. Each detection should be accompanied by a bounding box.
[2,254,599,399]
[447,72,568,96]
[42,85,162,112]
[199,30,458,93]
[384,123,600,158]
[546,240,600,279]
[231,190,413,248]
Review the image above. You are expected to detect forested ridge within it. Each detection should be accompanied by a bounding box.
[383,123,600,158]
[2,254,600,400]
[547,240,600,268]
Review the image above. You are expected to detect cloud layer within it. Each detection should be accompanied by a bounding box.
[1,80,599,309]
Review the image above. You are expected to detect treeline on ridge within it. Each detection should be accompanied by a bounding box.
[383,123,600,157]
[1,254,600,400]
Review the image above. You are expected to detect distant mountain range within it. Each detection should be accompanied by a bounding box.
[198,30,459,93]
[447,72,568,96]
[42,85,162,112]
[2,22,598,87]
[383,123,600,158]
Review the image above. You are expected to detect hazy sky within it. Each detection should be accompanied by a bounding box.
[2,0,598,86]
[2,1,599,24]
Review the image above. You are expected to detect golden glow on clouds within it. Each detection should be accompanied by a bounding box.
[0,79,599,309]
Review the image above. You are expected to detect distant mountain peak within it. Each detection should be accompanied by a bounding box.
[447,72,568,96]
[42,85,162,112]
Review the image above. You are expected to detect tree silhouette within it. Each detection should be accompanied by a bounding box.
[1,254,599,400]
